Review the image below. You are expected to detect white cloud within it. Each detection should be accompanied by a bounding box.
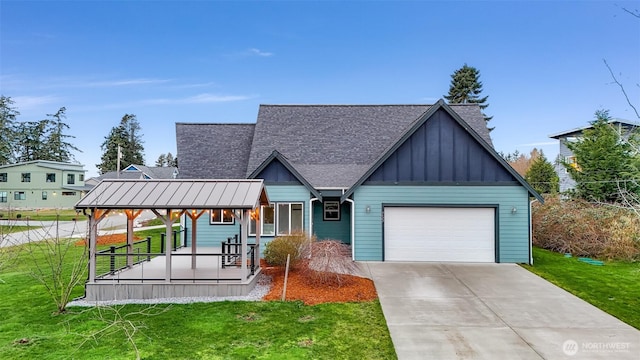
[12,95,61,110]
[248,48,273,57]
[143,93,252,105]
[85,78,171,87]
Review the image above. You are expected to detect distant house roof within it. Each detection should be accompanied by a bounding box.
[76,179,269,210]
[91,164,178,182]
[0,160,85,171]
[549,118,639,139]
[176,103,490,189]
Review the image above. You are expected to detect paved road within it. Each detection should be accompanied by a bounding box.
[363,262,639,359]
[1,210,157,247]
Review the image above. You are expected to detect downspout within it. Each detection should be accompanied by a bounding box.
[529,199,537,265]
[345,198,355,261]
[309,198,318,238]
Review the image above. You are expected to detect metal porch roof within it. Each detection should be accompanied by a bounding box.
[75,179,269,209]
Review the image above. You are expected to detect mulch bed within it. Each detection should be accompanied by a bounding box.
[261,262,378,305]
[74,233,141,246]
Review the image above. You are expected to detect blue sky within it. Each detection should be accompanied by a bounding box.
[1,0,639,177]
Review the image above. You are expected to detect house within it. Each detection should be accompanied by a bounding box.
[85,164,178,187]
[549,118,638,193]
[176,100,542,264]
[0,160,89,210]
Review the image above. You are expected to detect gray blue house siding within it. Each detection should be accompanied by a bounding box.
[186,185,310,250]
[353,186,530,262]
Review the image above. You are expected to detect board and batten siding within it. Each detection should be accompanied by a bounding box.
[353,185,531,263]
[185,185,311,250]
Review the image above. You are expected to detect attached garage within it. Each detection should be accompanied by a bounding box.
[383,206,496,262]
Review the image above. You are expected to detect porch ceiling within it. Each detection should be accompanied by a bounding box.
[75,179,269,210]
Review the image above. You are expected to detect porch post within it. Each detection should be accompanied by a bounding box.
[191,214,197,269]
[255,207,260,269]
[88,211,97,282]
[241,209,249,276]
[165,209,173,282]
[126,212,134,267]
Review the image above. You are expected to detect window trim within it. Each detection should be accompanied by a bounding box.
[14,191,26,200]
[67,173,75,184]
[46,173,56,182]
[250,204,275,236]
[21,173,31,183]
[209,208,235,225]
[250,202,304,236]
[323,200,341,221]
[0,173,7,182]
[277,202,304,235]
[0,191,7,203]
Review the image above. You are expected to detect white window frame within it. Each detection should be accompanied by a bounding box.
[14,191,26,200]
[250,204,275,236]
[0,191,7,203]
[323,200,341,221]
[21,173,30,182]
[209,208,235,225]
[277,202,304,235]
[67,173,75,184]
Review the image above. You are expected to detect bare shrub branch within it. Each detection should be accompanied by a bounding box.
[301,240,359,287]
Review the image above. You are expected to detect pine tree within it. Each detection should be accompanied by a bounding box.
[525,151,559,194]
[565,109,640,202]
[0,96,19,165]
[97,114,145,174]
[42,107,81,162]
[445,64,493,130]
[155,153,166,167]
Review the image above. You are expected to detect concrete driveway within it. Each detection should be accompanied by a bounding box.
[362,262,639,359]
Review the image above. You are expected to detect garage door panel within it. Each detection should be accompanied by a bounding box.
[384,207,495,262]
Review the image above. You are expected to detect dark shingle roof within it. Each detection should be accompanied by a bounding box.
[175,103,491,188]
[176,123,255,179]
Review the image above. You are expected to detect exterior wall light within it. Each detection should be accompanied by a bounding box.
[511,206,517,214]
[365,205,371,214]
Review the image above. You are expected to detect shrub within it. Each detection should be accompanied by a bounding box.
[532,196,640,261]
[263,231,313,268]
[300,240,359,287]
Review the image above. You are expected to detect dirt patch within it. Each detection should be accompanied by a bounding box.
[74,233,141,246]
[261,261,378,305]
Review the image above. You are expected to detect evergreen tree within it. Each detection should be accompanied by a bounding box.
[445,64,493,130]
[97,114,145,174]
[525,151,559,194]
[155,153,166,167]
[565,109,640,202]
[165,152,175,167]
[42,107,81,162]
[0,96,19,165]
[14,120,48,162]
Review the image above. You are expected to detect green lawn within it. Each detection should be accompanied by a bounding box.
[0,225,39,234]
[0,209,87,221]
[0,232,396,359]
[522,247,640,330]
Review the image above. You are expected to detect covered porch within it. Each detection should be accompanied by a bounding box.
[75,179,269,301]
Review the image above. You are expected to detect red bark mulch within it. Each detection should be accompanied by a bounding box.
[260,261,378,305]
[74,233,141,246]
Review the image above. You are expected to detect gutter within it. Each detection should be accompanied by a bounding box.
[345,198,355,261]
[529,199,538,265]
[309,198,318,238]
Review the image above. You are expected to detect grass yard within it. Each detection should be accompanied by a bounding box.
[0,209,86,221]
[0,225,39,234]
[0,232,395,359]
[522,247,640,330]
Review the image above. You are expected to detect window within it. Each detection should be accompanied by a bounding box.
[46,173,56,182]
[323,201,341,221]
[277,203,303,234]
[14,191,26,200]
[0,191,6,203]
[0,173,6,182]
[565,155,580,173]
[79,174,84,181]
[21,173,30,182]
[62,191,76,196]
[210,209,235,224]
[67,174,75,184]
[42,191,48,200]
[250,204,275,236]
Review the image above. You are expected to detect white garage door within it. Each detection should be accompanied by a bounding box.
[384,207,495,262]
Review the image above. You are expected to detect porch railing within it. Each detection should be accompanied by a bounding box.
[94,246,258,282]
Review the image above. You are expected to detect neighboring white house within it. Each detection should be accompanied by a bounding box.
[549,118,638,193]
[0,160,90,209]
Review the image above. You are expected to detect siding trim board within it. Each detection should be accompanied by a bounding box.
[248,150,321,200]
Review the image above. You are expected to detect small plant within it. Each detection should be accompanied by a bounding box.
[300,240,358,287]
[263,231,313,268]
[16,214,21,219]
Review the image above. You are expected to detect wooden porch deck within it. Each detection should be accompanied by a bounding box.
[84,247,262,301]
